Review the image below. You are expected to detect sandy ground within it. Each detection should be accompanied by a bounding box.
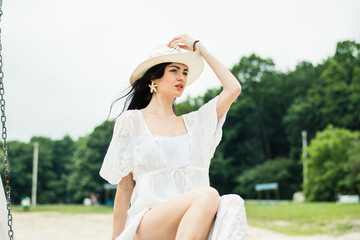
[9,212,360,240]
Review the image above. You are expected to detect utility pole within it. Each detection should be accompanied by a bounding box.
[302,130,308,184]
[31,142,39,207]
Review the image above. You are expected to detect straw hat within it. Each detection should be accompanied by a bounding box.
[129,44,204,86]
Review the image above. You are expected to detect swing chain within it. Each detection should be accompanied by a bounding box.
[0,2,15,239]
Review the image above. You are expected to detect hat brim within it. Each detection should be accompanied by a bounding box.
[129,51,204,86]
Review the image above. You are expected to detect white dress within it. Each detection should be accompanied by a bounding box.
[99,94,248,240]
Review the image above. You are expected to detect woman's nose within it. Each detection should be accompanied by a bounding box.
[177,73,186,81]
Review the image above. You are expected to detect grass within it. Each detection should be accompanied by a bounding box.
[11,201,360,236]
[245,200,360,236]
[12,204,113,214]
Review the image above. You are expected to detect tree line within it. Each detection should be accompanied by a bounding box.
[1,40,359,204]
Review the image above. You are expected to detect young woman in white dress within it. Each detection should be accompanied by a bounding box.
[100,34,247,240]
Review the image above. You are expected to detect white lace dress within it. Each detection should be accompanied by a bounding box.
[99,94,248,240]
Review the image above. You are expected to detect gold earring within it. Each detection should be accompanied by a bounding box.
[149,81,158,93]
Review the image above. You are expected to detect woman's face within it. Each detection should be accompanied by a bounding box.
[156,62,188,98]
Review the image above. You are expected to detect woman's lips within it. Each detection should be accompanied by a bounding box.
[175,84,184,90]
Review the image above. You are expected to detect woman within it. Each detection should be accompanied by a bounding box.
[100,34,248,240]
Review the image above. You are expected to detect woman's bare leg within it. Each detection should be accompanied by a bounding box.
[175,190,219,240]
[133,186,220,240]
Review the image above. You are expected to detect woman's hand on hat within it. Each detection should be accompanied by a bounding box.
[167,34,197,52]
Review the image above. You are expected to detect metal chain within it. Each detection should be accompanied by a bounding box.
[0,0,14,239]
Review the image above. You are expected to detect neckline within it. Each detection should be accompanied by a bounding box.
[136,109,189,137]
[152,133,189,138]
[135,109,192,169]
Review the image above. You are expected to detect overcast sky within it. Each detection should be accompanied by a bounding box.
[3,0,360,142]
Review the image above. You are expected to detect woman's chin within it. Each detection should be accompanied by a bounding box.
[173,90,184,97]
[175,92,183,98]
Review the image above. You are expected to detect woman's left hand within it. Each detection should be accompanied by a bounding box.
[167,34,197,52]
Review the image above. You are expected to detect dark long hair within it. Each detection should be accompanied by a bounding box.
[107,62,176,121]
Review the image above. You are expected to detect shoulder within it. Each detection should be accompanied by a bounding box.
[115,109,138,123]
[113,110,138,134]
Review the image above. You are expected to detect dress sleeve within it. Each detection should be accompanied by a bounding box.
[194,94,229,159]
[99,111,135,185]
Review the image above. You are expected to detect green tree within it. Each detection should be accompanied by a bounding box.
[52,135,75,203]
[343,138,360,194]
[69,120,114,203]
[304,124,360,201]
[284,40,360,160]
[233,157,302,199]
[0,141,33,204]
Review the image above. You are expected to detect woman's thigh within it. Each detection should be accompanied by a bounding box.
[133,186,219,240]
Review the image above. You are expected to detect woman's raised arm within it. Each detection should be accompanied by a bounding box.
[167,34,241,119]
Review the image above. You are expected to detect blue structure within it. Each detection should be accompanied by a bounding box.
[103,184,117,206]
[254,182,280,205]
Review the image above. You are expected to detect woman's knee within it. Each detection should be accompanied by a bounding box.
[194,186,220,214]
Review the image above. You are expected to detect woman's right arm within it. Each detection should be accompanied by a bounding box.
[112,172,135,240]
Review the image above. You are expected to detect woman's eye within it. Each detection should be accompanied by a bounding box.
[170,69,177,72]
[183,72,188,76]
